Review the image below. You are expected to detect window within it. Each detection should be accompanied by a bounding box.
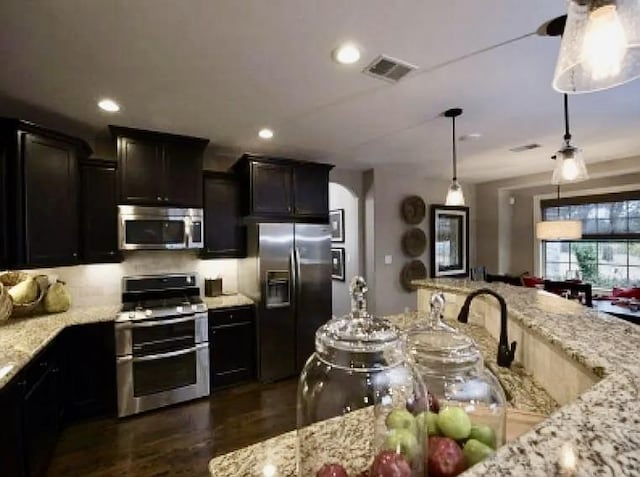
[541,193,640,288]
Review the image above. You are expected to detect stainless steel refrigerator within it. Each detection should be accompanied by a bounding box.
[238,223,332,382]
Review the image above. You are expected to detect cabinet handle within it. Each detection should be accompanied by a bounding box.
[157,196,162,201]
[72,252,78,258]
[39,361,49,369]
[109,251,116,255]
[164,197,169,202]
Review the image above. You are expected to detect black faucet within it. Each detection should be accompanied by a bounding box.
[456,288,517,368]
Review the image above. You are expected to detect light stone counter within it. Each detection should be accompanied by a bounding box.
[0,293,253,391]
[203,293,254,310]
[208,280,640,476]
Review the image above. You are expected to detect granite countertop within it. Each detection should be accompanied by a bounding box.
[386,312,558,416]
[412,279,640,476]
[0,293,253,391]
[209,281,640,476]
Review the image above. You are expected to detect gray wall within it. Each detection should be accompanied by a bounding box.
[475,156,640,275]
[367,166,477,316]
[329,181,361,317]
[329,169,366,317]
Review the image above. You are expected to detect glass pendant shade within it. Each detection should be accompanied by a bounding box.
[536,220,583,240]
[551,143,589,184]
[445,180,465,206]
[553,0,640,93]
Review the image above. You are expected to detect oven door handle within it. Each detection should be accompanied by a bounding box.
[116,314,199,329]
[117,343,208,363]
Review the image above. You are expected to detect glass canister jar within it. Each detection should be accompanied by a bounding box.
[405,293,507,476]
[297,277,428,477]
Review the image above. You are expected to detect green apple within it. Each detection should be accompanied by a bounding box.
[437,407,471,440]
[384,428,419,461]
[469,424,497,450]
[385,409,417,435]
[463,438,494,466]
[415,411,441,436]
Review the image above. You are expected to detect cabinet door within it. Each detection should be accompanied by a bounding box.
[61,323,117,421]
[23,132,79,267]
[0,382,25,477]
[80,162,120,263]
[0,144,7,268]
[163,142,203,207]
[209,320,255,389]
[118,136,164,204]
[293,165,329,217]
[202,175,244,258]
[250,162,292,216]
[23,365,60,477]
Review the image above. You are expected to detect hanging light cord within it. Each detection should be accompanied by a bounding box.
[452,115,458,181]
[563,93,571,143]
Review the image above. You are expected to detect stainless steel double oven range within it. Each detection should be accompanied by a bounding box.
[115,273,209,417]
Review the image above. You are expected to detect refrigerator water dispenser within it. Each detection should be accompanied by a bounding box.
[265,271,290,308]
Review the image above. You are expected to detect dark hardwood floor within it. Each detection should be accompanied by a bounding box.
[47,379,298,477]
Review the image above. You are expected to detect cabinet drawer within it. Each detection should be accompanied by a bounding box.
[208,306,253,328]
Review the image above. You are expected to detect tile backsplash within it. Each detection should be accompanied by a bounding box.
[16,251,238,307]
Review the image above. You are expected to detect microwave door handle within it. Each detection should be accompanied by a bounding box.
[184,218,191,248]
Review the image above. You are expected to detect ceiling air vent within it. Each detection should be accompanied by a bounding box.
[509,143,541,153]
[363,55,417,83]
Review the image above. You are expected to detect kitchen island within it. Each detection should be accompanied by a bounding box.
[209,279,640,476]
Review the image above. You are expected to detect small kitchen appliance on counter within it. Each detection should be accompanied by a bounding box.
[115,273,209,417]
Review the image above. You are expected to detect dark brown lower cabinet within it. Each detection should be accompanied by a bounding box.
[23,362,61,477]
[0,322,116,477]
[60,322,117,421]
[209,306,255,389]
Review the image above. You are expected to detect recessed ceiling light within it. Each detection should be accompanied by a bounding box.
[459,133,482,141]
[98,99,120,112]
[333,44,361,65]
[258,128,274,140]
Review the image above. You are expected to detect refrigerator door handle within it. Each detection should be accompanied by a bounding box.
[294,247,302,302]
[290,247,297,307]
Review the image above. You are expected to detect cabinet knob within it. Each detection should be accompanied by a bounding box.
[164,197,169,202]
[109,251,116,255]
[157,196,162,201]
[73,252,78,258]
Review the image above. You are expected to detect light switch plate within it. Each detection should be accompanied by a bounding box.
[384,255,393,265]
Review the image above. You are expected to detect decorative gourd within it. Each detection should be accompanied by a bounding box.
[8,276,38,304]
[43,281,71,313]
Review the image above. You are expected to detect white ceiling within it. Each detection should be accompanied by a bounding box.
[1,0,640,183]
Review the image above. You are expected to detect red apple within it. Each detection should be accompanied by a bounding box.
[370,450,412,477]
[316,463,348,477]
[427,436,466,477]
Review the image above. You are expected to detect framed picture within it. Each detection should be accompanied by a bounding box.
[331,248,346,281]
[430,205,470,278]
[329,209,345,243]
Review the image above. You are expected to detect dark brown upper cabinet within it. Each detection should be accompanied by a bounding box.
[292,163,330,217]
[80,159,121,263]
[0,119,91,268]
[232,154,333,221]
[201,172,245,258]
[110,126,208,208]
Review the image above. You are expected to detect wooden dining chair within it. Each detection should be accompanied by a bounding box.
[543,280,593,308]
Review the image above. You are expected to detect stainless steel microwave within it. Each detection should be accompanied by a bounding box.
[118,205,204,250]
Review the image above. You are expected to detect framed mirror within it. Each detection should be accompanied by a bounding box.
[430,205,469,278]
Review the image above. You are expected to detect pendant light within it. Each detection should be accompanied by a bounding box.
[551,94,589,184]
[443,108,465,206]
[552,0,640,94]
[536,186,583,240]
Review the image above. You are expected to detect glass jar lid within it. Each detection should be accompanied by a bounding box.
[315,277,405,369]
[405,292,482,372]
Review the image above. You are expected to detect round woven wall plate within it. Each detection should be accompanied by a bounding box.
[400,260,427,292]
[401,227,427,257]
[401,196,426,225]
